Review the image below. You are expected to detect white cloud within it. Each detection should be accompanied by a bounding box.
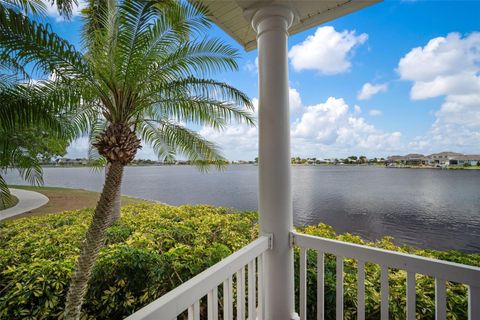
[244,57,258,74]
[369,109,382,116]
[291,97,401,156]
[288,26,368,75]
[289,87,302,111]
[398,32,480,99]
[66,137,90,158]
[200,88,403,159]
[357,82,388,100]
[399,32,480,153]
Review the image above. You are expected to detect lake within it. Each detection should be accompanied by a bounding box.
[5,165,480,252]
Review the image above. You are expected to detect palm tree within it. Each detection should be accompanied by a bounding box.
[2,0,253,318]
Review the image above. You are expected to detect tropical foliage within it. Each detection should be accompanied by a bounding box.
[0,80,73,207]
[0,204,478,319]
[0,0,77,205]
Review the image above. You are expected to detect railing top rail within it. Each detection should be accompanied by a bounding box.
[292,231,480,286]
[126,235,270,320]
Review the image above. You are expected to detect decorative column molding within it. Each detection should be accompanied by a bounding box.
[247,4,298,320]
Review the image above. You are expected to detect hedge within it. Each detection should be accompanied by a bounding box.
[0,204,478,319]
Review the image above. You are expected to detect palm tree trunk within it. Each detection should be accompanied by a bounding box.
[105,162,121,223]
[64,161,124,320]
[112,187,121,222]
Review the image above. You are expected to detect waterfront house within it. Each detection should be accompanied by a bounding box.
[57,158,89,166]
[403,154,425,166]
[427,152,463,166]
[385,155,406,165]
[127,1,480,320]
[448,155,480,166]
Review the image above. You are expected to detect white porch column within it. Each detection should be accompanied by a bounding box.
[250,5,296,320]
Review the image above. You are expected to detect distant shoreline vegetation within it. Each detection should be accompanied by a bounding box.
[39,161,480,170]
[38,151,480,170]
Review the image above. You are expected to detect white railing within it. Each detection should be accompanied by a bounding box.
[291,231,480,320]
[126,235,271,320]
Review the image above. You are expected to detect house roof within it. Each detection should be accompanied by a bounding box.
[387,155,405,161]
[405,153,424,159]
[428,152,463,157]
[455,155,480,161]
[188,0,382,51]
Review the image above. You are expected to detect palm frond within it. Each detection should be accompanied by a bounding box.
[140,118,226,169]
[0,134,43,185]
[0,174,12,207]
[0,0,46,15]
[0,7,87,77]
[153,38,240,80]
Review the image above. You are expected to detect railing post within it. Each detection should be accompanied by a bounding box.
[357,260,365,320]
[435,279,446,319]
[246,4,296,320]
[406,272,416,320]
[469,285,480,319]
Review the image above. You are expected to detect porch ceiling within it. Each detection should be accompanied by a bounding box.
[188,0,382,51]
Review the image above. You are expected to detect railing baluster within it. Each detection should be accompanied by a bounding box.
[237,267,245,320]
[357,260,365,320]
[258,254,265,320]
[407,271,416,320]
[380,265,389,320]
[248,260,256,320]
[208,289,214,320]
[435,278,446,319]
[194,301,200,320]
[336,256,343,320]
[468,285,480,319]
[300,247,307,320]
[208,287,218,320]
[188,305,193,320]
[188,301,200,320]
[224,277,233,320]
[317,251,324,320]
[213,286,218,320]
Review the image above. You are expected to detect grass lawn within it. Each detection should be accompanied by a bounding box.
[447,165,480,169]
[8,185,152,219]
[0,195,19,210]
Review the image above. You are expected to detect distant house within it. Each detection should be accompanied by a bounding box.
[386,155,406,165]
[426,152,463,165]
[386,152,480,167]
[57,158,88,166]
[403,153,425,166]
[448,155,480,166]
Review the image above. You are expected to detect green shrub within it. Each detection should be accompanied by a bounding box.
[0,204,257,319]
[0,204,478,319]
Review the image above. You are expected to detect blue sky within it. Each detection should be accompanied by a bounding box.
[55,1,480,161]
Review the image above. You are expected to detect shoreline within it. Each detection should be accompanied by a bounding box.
[3,185,154,220]
[37,163,480,170]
